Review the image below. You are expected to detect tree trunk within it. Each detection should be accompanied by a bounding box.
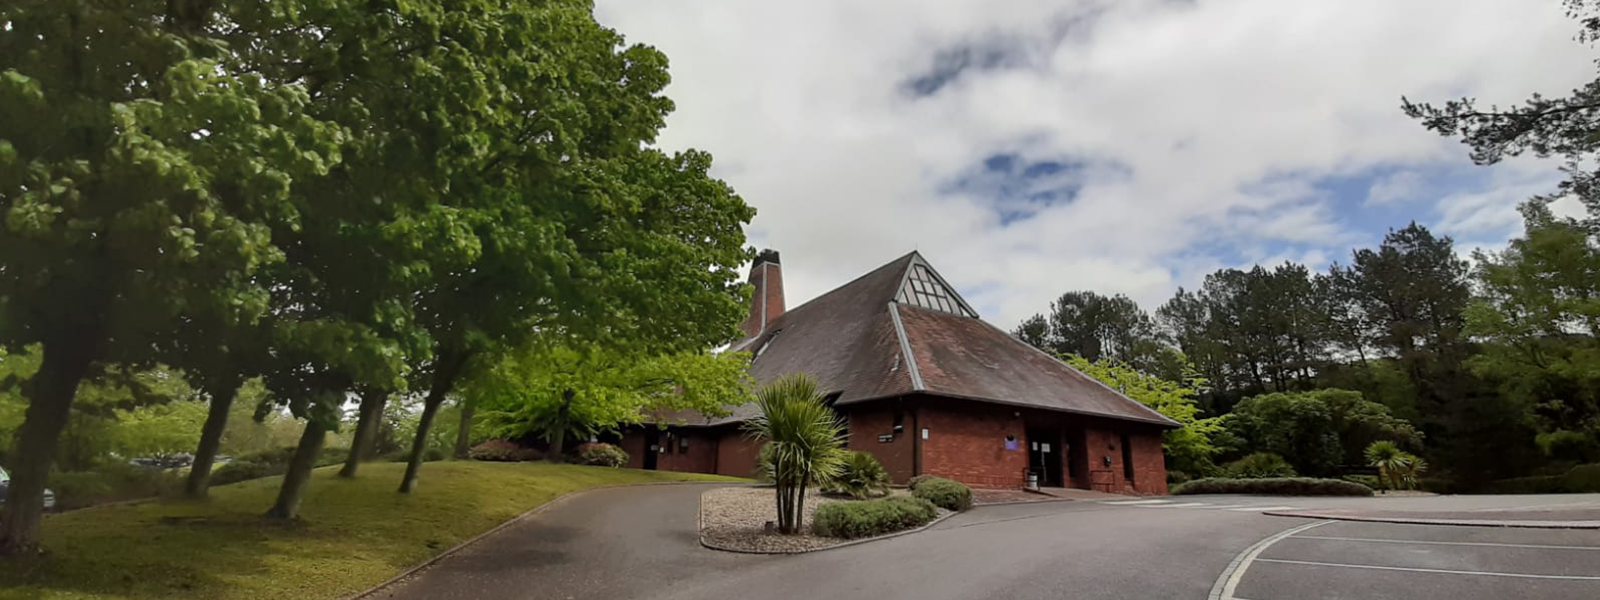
[0,338,96,555]
[453,396,475,460]
[544,389,575,463]
[340,390,387,478]
[399,352,467,493]
[265,419,328,519]
[186,377,241,497]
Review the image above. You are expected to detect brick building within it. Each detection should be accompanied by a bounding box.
[620,250,1177,494]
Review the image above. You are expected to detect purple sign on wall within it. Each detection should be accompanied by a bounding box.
[1004,439,1019,451]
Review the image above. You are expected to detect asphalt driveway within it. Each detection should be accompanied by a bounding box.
[372,486,1600,600]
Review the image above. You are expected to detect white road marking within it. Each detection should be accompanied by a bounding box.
[1253,558,1600,580]
[1207,520,1332,600]
[1102,499,1173,505]
[1145,502,1210,508]
[1226,506,1297,512]
[1292,535,1600,551]
[1196,505,1255,510]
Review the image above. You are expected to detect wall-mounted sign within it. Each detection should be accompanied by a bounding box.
[878,434,894,443]
[1004,439,1019,451]
[921,428,930,440]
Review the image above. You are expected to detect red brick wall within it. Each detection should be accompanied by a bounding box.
[1078,425,1167,495]
[620,429,648,469]
[844,402,917,483]
[715,430,762,478]
[654,428,718,474]
[918,399,1029,488]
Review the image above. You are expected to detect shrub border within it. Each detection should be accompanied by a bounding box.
[697,489,960,555]
[347,480,730,600]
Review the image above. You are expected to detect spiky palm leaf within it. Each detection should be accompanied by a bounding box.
[743,374,847,534]
[1365,440,1408,491]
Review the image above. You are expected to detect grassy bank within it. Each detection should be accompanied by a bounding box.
[0,462,742,600]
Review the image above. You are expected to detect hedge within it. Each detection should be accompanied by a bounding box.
[211,446,350,486]
[1484,464,1600,494]
[812,496,938,539]
[1171,477,1374,497]
[911,477,973,511]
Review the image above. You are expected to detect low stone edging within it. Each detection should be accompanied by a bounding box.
[696,495,962,555]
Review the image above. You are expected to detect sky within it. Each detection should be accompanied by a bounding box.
[593,0,1598,329]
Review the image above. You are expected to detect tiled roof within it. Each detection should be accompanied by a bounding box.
[651,252,1179,429]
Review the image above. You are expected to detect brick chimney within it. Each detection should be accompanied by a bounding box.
[740,249,785,340]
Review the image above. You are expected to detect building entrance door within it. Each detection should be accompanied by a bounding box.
[643,429,660,470]
[1026,429,1063,487]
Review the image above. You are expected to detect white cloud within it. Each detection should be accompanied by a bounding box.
[1367,171,1426,206]
[595,0,1595,326]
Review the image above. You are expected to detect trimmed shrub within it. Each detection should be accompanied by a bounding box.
[911,477,973,511]
[907,474,939,490]
[384,446,448,463]
[48,462,185,509]
[1167,470,1193,485]
[1341,475,1380,491]
[211,446,350,486]
[826,451,890,499]
[575,443,628,468]
[469,440,542,462]
[1562,464,1600,493]
[1486,475,1566,494]
[812,496,938,539]
[1223,453,1297,479]
[1171,477,1373,497]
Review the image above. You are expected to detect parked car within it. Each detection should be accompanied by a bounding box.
[0,465,56,510]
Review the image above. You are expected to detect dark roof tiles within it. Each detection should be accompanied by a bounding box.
[652,252,1179,429]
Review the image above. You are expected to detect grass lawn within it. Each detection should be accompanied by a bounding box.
[0,461,743,600]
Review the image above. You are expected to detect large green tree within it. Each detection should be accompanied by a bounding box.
[1467,202,1600,462]
[1063,355,1221,476]
[0,0,342,551]
[472,344,752,459]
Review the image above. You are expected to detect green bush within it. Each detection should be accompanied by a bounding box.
[911,477,973,511]
[1485,475,1566,494]
[812,496,938,539]
[1562,464,1600,492]
[381,446,448,463]
[907,474,939,490]
[1171,477,1373,496]
[574,443,628,467]
[1223,453,1297,479]
[1167,470,1193,485]
[211,446,350,486]
[468,440,542,462]
[1341,475,1380,491]
[47,462,185,509]
[1417,477,1456,494]
[826,451,890,499]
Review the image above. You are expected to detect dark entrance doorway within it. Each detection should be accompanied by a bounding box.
[643,429,661,470]
[1026,429,1063,487]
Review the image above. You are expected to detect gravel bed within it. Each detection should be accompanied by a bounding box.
[699,486,949,553]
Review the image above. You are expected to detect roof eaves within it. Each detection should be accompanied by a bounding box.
[972,319,1182,428]
[838,390,1180,428]
[887,302,925,391]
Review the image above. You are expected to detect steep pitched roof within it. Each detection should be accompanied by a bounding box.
[653,252,1178,428]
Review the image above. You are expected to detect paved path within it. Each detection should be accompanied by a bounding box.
[372,487,1600,600]
[373,484,770,600]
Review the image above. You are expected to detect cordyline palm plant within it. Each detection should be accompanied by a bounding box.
[744,374,847,534]
[1365,440,1426,491]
